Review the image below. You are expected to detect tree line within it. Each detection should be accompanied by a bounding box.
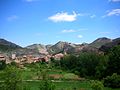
[51,45,120,88]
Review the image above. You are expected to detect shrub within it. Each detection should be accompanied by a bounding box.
[90,80,104,90]
[39,69,56,90]
[103,73,120,88]
[0,60,6,70]
[39,80,55,90]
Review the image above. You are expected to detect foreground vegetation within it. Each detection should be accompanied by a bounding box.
[0,45,120,90]
[0,65,120,90]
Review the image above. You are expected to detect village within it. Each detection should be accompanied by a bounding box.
[0,52,65,65]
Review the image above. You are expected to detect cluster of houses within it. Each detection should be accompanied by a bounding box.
[0,52,65,65]
[0,53,6,61]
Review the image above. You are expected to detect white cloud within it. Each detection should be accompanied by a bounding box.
[61,28,88,33]
[7,15,18,21]
[107,9,120,16]
[77,35,83,38]
[48,11,79,22]
[103,9,120,18]
[62,29,76,33]
[109,0,120,2]
[48,11,96,22]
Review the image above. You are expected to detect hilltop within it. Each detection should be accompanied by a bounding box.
[0,37,120,56]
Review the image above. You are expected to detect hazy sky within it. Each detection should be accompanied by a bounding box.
[0,0,120,47]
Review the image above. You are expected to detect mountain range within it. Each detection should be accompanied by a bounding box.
[0,37,120,56]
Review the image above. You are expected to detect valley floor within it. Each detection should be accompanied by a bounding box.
[21,80,120,90]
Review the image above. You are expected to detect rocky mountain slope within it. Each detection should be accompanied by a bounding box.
[99,37,120,52]
[89,37,112,48]
[26,44,48,55]
[0,39,22,53]
[0,39,21,48]
[48,41,76,54]
[0,39,40,56]
[0,37,120,56]
[81,37,112,53]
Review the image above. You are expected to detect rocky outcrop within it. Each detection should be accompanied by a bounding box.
[99,38,120,52]
[26,44,48,55]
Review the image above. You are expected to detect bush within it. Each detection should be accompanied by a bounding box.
[39,69,56,90]
[103,73,120,88]
[39,80,55,90]
[0,60,6,70]
[91,80,104,90]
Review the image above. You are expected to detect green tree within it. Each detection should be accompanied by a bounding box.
[60,55,78,70]
[103,73,120,88]
[77,53,109,79]
[39,70,55,90]
[0,60,6,70]
[95,55,108,79]
[59,53,108,79]
[91,80,104,90]
[107,45,120,75]
[50,57,61,68]
[0,65,22,90]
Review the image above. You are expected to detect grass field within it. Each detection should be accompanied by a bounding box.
[19,65,120,90]
[23,80,120,90]
[1,63,119,90]
[25,81,90,90]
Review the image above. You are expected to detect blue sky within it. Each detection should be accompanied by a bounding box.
[0,0,120,47]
